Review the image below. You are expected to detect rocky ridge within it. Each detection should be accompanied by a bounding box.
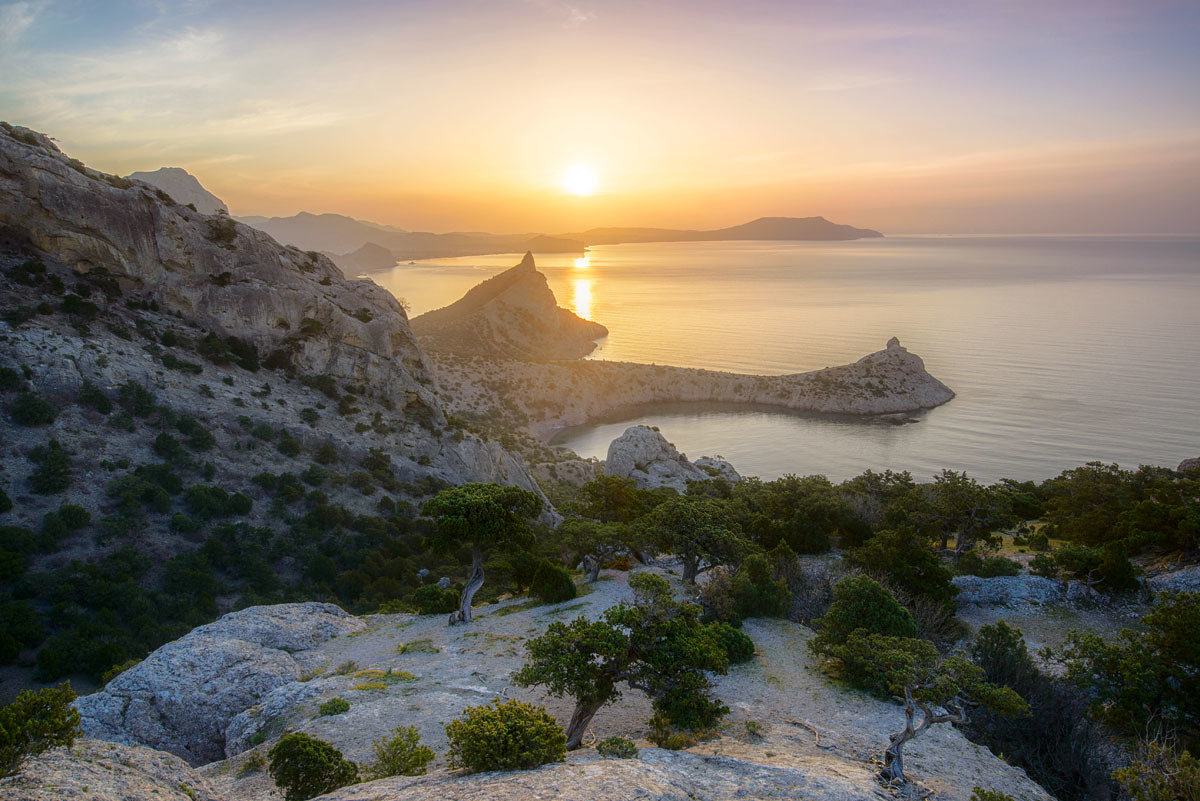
[410,252,609,359]
[433,336,955,440]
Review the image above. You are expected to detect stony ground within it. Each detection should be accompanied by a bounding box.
[179,565,1053,801]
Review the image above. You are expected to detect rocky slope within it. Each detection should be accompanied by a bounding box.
[126,166,229,215]
[433,336,955,440]
[411,252,609,360]
[49,566,1053,801]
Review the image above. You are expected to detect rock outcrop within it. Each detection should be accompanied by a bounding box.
[952,575,1066,608]
[0,123,440,420]
[0,739,225,801]
[74,603,364,765]
[1178,456,1200,473]
[126,166,228,215]
[605,425,739,491]
[411,252,608,359]
[1147,564,1200,595]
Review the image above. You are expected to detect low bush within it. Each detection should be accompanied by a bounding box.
[958,551,1022,577]
[364,725,434,778]
[78,381,112,414]
[411,584,459,614]
[10,392,58,426]
[647,712,697,750]
[530,560,576,604]
[596,736,638,759]
[809,576,918,693]
[317,697,350,716]
[0,682,81,777]
[444,698,566,773]
[730,553,789,618]
[709,622,755,664]
[267,732,358,801]
[29,440,72,494]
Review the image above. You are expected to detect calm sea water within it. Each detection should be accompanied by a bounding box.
[366,236,1200,483]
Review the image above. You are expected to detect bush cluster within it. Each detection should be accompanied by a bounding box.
[444,698,566,773]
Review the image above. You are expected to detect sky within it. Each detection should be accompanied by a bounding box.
[2,0,1198,234]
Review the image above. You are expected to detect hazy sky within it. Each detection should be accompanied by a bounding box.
[2,0,1198,233]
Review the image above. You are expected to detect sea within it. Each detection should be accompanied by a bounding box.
[365,236,1200,484]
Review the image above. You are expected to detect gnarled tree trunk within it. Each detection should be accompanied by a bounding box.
[564,697,607,749]
[448,545,484,625]
[584,554,603,583]
[881,686,966,784]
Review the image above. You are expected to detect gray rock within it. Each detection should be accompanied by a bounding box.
[436,576,452,589]
[1147,564,1200,595]
[694,456,741,484]
[1178,457,1200,473]
[0,738,226,801]
[1065,581,1101,605]
[605,425,714,491]
[74,602,363,765]
[952,575,1066,607]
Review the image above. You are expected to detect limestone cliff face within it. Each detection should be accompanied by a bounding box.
[410,252,608,359]
[126,166,228,215]
[605,425,740,491]
[0,123,438,420]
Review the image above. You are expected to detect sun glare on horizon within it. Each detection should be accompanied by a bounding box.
[563,164,598,196]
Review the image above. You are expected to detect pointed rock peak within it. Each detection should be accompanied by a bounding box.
[517,251,536,271]
[886,336,902,350]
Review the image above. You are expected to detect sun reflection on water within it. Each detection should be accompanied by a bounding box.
[573,278,592,319]
[574,256,590,269]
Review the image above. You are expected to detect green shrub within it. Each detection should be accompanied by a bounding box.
[10,392,57,426]
[647,712,697,750]
[411,584,459,614]
[958,551,1022,578]
[0,367,22,392]
[1029,552,1057,578]
[970,789,1016,801]
[267,732,358,801]
[1113,741,1200,801]
[596,736,638,759]
[709,622,755,664]
[530,560,577,604]
[29,440,72,494]
[730,553,789,618]
[0,486,11,514]
[78,381,112,414]
[118,381,155,417]
[318,697,350,716]
[364,725,434,778]
[0,682,81,777]
[444,698,566,773]
[57,504,90,530]
[809,576,918,693]
[1027,531,1050,551]
[277,434,302,457]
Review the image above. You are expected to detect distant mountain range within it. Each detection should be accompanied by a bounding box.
[127,167,883,269]
[559,216,883,244]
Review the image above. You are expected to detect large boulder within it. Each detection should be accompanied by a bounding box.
[1178,457,1200,473]
[604,425,738,492]
[952,575,1066,607]
[74,603,363,766]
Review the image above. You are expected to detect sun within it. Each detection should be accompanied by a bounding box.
[562,164,598,196]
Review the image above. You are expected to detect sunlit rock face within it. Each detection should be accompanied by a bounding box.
[410,251,609,359]
[0,124,439,420]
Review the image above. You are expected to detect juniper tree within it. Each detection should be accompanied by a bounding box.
[513,573,730,749]
[646,496,748,583]
[422,483,542,624]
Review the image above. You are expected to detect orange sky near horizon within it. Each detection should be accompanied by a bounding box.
[3,1,1198,234]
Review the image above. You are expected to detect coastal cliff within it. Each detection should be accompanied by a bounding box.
[411,252,609,359]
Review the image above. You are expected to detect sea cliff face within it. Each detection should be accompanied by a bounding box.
[410,252,608,360]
